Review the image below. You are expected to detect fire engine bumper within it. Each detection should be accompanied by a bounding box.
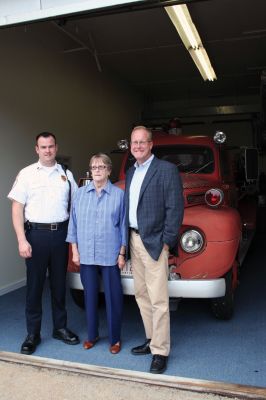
[68,272,226,299]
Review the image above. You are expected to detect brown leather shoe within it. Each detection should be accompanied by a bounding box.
[109,341,121,354]
[83,337,99,350]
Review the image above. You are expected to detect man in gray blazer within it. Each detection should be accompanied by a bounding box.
[125,126,184,374]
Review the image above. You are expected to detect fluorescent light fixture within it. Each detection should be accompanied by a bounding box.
[165,4,217,81]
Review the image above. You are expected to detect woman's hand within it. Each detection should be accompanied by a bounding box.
[72,252,80,266]
[117,254,126,270]
[71,243,80,266]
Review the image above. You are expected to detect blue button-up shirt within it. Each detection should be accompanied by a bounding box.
[66,180,126,266]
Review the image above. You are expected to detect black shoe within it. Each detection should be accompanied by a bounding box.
[21,334,41,355]
[150,354,168,374]
[53,328,80,345]
[131,339,151,355]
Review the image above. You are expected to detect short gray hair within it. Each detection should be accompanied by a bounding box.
[89,153,112,171]
[131,125,152,141]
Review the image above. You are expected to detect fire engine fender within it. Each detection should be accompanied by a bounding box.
[176,205,242,280]
[182,205,242,242]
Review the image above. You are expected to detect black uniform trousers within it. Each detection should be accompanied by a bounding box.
[25,224,68,334]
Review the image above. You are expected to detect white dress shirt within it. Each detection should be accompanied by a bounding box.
[8,161,77,223]
[129,154,154,229]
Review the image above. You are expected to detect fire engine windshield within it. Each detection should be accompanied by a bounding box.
[125,145,214,174]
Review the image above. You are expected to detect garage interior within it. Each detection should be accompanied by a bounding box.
[2,0,266,293]
[25,0,266,142]
[0,0,266,394]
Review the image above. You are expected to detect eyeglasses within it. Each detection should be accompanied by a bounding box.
[90,165,107,171]
[130,140,151,146]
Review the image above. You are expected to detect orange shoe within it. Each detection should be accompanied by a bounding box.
[110,341,121,354]
[83,337,99,350]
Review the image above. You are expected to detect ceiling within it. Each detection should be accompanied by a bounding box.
[20,0,266,121]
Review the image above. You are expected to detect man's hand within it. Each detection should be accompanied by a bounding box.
[18,239,32,258]
[163,243,169,252]
[11,201,31,259]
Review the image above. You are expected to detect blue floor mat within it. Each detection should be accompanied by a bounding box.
[0,234,266,387]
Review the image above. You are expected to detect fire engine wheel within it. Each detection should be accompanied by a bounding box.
[70,289,85,309]
[210,270,234,320]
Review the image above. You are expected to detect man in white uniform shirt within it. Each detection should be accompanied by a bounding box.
[8,132,79,355]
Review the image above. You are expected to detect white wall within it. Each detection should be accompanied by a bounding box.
[0,0,141,27]
[0,24,141,295]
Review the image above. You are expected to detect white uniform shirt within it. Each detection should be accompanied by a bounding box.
[8,161,78,223]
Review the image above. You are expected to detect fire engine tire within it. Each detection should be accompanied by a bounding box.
[210,270,234,320]
[70,289,85,309]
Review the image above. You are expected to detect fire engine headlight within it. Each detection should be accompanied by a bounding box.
[180,230,204,253]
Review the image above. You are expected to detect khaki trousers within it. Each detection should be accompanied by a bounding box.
[130,231,170,356]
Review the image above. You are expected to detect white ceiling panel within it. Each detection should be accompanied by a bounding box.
[0,0,141,26]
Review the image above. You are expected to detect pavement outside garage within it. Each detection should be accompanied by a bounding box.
[1,353,266,400]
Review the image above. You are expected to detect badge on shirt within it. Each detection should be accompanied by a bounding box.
[61,175,67,182]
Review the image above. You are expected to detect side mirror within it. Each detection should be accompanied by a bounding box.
[245,148,258,182]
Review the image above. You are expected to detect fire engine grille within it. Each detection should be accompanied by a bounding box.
[187,194,205,205]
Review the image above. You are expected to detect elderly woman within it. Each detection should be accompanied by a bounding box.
[66,153,125,354]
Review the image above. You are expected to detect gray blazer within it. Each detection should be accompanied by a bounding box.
[125,156,184,260]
